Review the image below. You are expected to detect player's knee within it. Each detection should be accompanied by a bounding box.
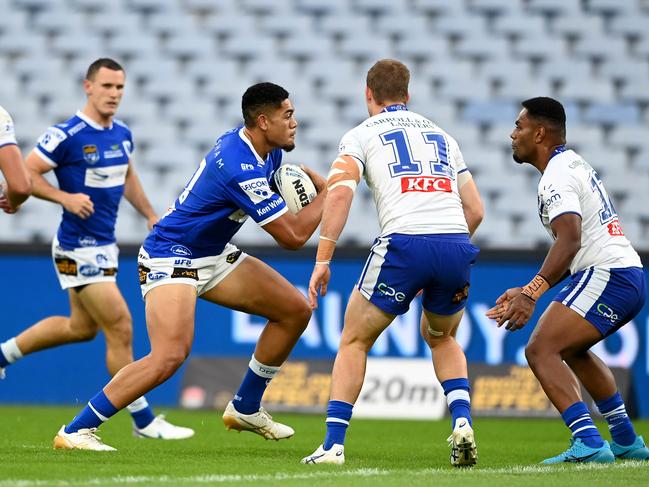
[293,299,312,330]
[71,325,99,342]
[151,352,188,383]
[524,339,544,367]
[104,318,133,348]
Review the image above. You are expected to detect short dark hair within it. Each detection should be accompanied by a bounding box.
[241,82,290,128]
[521,96,566,138]
[86,58,125,81]
[367,59,410,105]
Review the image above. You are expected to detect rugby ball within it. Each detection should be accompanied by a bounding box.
[273,164,317,214]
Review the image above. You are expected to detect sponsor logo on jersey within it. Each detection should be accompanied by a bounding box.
[256,198,283,217]
[596,302,619,323]
[172,267,199,280]
[226,250,242,264]
[138,264,150,284]
[452,283,470,304]
[104,144,125,159]
[67,121,86,136]
[543,191,562,209]
[147,271,169,281]
[84,164,128,188]
[96,253,109,265]
[79,264,101,277]
[607,219,625,236]
[241,163,255,171]
[171,244,192,256]
[239,178,273,204]
[38,127,67,153]
[55,257,77,276]
[78,236,97,247]
[174,259,192,266]
[83,144,100,164]
[377,282,406,302]
[400,176,451,193]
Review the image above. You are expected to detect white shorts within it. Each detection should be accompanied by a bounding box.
[138,243,247,298]
[52,236,119,290]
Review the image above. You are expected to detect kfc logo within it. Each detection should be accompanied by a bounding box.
[401,177,451,193]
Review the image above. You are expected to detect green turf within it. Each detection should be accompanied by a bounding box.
[0,406,647,486]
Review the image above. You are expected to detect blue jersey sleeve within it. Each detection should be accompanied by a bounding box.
[34,125,70,167]
[115,119,135,157]
[224,166,288,226]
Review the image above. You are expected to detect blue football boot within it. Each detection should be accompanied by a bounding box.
[542,438,615,464]
[610,436,649,460]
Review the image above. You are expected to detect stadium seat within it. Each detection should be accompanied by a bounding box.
[587,0,639,16]
[527,0,582,17]
[2,0,649,251]
[583,103,641,126]
[462,101,519,125]
[467,0,523,17]
[492,13,546,39]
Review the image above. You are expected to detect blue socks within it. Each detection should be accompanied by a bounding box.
[324,400,353,449]
[596,392,637,447]
[127,397,156,429]
[442,378,472,428]
[232,355,280,415]
[562,401,604,448]
[65,390,118,433]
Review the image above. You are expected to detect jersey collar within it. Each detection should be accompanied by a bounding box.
[239,127,266,165]
[549,145,567,161]
[76,110,113,131]
[382,104,408,113]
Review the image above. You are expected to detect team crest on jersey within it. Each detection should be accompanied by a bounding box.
[83,145,100,164]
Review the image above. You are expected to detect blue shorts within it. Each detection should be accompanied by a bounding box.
[357,233,480,315]
[553,266,646,337]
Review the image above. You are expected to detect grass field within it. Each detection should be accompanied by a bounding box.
[0,406,647,486]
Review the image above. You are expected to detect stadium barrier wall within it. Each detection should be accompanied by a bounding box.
[0,249,647,417]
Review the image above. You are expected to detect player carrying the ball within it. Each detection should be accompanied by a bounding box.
[303,59,484,467]
[55,82,327,450]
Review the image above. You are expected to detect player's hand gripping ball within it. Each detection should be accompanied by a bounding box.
[273,164,317,213]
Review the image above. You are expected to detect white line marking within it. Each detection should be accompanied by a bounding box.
[2,462,647,486]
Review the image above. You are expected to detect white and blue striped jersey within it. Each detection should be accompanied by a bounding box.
[538,148,641,274]
[34,110,134,250]
[143,127,287,259]
[0,105,17,148]
[338,105,470,236]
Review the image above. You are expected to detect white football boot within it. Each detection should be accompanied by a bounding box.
[133,414,195,439]
[222,401,294,440]
[53,425,116,451]
[447,418,477,467]
[301,444,345,465]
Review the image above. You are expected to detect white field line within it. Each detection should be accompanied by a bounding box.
[1,462,647,486]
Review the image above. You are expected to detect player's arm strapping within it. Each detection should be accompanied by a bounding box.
[314,155,362,265]
[308,155,362,309]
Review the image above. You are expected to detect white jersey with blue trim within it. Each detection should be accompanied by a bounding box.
[338,105,470,236]
[538,148,641,274]
[34,110,133,249]
[144,127,287,259]
[0,105,17,147]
